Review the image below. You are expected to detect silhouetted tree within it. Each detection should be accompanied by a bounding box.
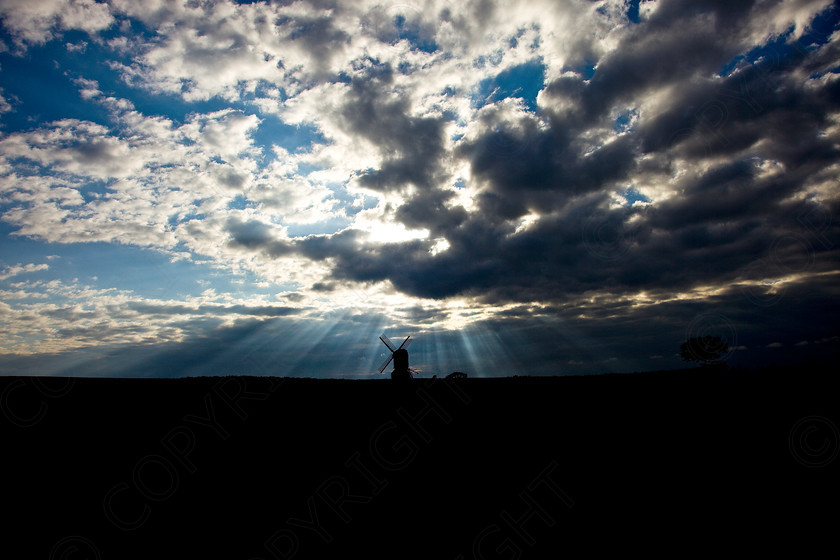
[680,336,729,366]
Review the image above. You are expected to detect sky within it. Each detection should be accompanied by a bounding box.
[0,0,838,378]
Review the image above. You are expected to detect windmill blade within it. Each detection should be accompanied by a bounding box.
[380,334,396,352]
[397,336,412,351]
[377,353,394,373]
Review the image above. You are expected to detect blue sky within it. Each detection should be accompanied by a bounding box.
[1,0,839,378]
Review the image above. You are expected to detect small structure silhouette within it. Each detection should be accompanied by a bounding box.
[377,333,413,381]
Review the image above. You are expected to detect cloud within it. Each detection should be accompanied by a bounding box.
[3,1,832,308]
[341,61,448,194]
[0,262,49,280]
[0,0,838,373]
[0,90,12,114]
[0,270,310,355]
[0,0,114,47]
[271,0,840,310]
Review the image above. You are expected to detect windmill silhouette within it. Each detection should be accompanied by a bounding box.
[378,333,413,380]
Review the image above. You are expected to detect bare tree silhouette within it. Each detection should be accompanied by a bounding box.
[680,336,729,366]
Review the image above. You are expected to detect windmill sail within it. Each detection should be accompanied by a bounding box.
[378,353,395,374]
[380,334,396,352]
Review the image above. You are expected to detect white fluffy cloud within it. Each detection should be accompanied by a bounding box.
[0,0,114,46]
[0,90,12,114]
[0,262,49,280]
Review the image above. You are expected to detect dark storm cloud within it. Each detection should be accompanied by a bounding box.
[282,186,837,307]
[278,0,840,314]
[125,302,302,317]
[278,14,350,73]
[535,1,771,133]
[359,2,441,52]
[288,201,634,301]
[340,61,448,192]
[460,128,638,215]
[638,45,840,160]
[577,3,752,120]
[226,217,274,248]
[395,187,468,233]
[225,216,292,257]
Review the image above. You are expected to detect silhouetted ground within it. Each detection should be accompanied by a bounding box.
[3,364,837,558]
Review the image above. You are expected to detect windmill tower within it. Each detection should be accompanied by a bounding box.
[378,333,413,380]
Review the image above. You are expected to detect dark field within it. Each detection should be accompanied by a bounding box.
[3,365,838,558]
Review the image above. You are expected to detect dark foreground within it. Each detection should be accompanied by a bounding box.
[3,366,838,558]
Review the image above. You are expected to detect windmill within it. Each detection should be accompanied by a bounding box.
[377,333,413,380]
